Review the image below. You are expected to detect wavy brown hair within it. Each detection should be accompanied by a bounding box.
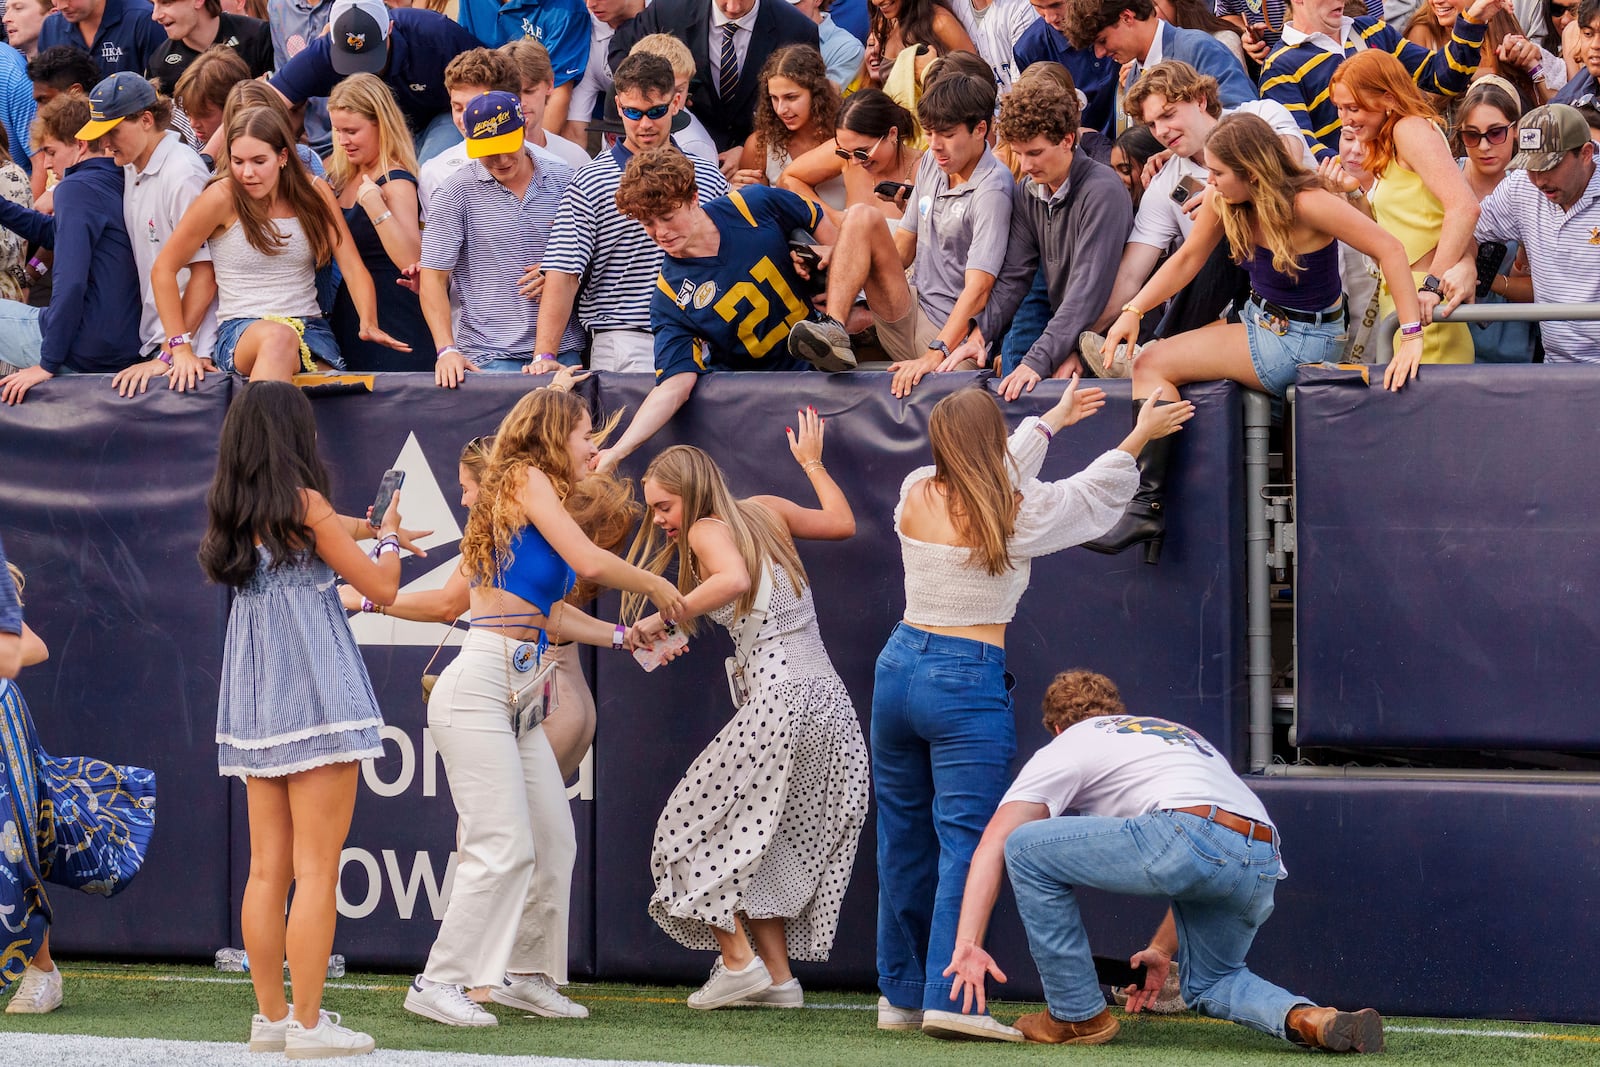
[221,105,339,267]
[752,46,840,167]
[1041,670,1127,733]
[460,390,622,589]
[1328,49,1442,177]
[326,72,419,197]
[927,388,1020,576]
[624,446,806,634]
[1205,113,1327,280]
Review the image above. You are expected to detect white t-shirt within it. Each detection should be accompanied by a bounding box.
[1130,99,1308,252]
[1001,715,1273,827]
[539,129,594,171]
[676,109,719,167]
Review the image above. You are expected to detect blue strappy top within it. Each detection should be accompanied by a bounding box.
[1246,240,1341,311]
[491,524,575,614]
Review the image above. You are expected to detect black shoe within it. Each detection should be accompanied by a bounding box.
[1082,399,1175,565]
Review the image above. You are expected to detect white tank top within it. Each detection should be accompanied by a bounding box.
[210,217,322,321]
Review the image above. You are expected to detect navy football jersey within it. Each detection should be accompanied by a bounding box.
[651,187,821,378]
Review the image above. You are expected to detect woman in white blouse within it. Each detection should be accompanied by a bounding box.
[870,382,1191,1042]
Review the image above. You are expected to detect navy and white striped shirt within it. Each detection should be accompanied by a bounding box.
[420,147,587,363]
[541,140,728,332]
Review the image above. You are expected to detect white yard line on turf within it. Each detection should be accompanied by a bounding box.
[4,1033,756,1067]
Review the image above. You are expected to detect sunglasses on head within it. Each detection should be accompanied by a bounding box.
[620,102,672,121]
[1459,123,1511,147]
[835,132,888,163]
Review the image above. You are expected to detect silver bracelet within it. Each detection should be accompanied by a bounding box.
[372,210,393,226]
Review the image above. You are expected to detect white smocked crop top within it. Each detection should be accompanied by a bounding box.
[895,416,1139,627]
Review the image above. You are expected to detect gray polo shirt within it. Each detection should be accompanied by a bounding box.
[898,145,1015,326]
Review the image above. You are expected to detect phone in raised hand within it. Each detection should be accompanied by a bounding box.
[369,469,404,530]
[633,628,689,672]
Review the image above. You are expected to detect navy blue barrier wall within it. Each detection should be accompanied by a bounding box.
[1294,367,1600,749]
[587,371,1245,989]
[1246,776,1600,1023]
[0,379,234,959]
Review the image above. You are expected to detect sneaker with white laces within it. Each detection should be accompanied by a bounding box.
[490,973,589,1019]
[731,977,803,1008]
[876,996,923,1031]
[922,1008,1025,1042]
[284,1010,375,1059]
[249,1006,293,1052]
[405,977,498,1027]
[686,956,772,1010]
[5,964,62,1014]
[786,317,858,373]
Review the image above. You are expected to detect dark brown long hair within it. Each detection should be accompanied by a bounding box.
[752,45,841,166]
[221,105,339,267]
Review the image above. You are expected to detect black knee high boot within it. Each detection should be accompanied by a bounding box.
[1082,399,1176,565]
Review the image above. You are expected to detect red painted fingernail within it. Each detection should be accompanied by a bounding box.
[786,427,793,434]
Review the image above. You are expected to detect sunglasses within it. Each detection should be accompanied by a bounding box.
[1459,124,1511,148]
[620,102,671,121]
[835,132,888,163]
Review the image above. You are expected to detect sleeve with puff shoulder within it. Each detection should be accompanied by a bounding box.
[1009,450,1139,559]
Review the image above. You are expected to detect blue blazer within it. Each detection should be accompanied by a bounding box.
[1143,22,1256,108]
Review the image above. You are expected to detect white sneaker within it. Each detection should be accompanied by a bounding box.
[922,1008,1025,1042]
[405,978,498,1027]
[490,973,589,1019]
[249,1005,293,1052]
[686,956,771,1010]
[5,965,62,1014]
[877,996,923,1031]
[731,977,803,1008]
[284,1010,375,1059]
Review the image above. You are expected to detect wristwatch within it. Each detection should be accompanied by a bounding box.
[1420,275,1443,297]
[926,339,950,356]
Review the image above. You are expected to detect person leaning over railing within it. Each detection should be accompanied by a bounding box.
[1469,102,1600,362]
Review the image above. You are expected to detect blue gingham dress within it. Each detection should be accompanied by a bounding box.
[216,547,385,778]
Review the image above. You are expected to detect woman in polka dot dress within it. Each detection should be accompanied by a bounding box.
[625,408,870,1012]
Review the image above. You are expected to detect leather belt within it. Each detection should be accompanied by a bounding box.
[1170,804,1276,843]
[1250,291,1347,326]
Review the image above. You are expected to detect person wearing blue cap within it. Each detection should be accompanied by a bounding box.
[422,91,586,386]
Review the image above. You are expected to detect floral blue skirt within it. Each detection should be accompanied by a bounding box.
[0,679,156,992]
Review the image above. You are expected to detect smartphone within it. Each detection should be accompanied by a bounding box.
[874,180,913,200]
[788,239,822,273]
[1475,240,1509,300]
[1170,175,1205,206]
[1092,955,1149,990]
[632,628,689,672]
[369,469,404,530]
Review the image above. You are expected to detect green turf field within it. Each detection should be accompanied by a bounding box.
[2,962,1597,1065]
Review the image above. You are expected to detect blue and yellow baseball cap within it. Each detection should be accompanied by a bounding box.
[464,92,526,159]
[77,72,158,140]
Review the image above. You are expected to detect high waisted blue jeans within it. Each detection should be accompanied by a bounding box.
[871,623,1015,1012]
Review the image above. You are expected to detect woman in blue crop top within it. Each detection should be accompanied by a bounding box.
[403,387,685,1028]
[1093,113,1427,564]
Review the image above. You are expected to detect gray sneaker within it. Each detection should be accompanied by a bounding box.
[731,977,803,1008]
[1078,330,1137,379]
[686,956,772,1010]
[787,317,858,373]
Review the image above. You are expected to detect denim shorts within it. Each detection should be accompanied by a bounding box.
[1244,295,1346,398]
[213,315,344,374]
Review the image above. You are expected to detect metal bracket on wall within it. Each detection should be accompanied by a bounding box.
[1262,484,1294,575]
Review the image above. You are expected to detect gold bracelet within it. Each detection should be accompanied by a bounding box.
[1121,302,1144,319]
[801,461,825,475]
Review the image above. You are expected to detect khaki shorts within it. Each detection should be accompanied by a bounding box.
[872,284,943,362]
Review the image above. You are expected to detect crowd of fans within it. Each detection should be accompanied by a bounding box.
[1,0,1598,426]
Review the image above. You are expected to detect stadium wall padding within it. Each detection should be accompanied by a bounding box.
[4,372,1597,1023]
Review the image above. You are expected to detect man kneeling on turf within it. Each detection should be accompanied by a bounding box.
[941,669,1384,1052]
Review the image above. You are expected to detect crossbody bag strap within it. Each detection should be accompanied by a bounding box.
[731,564,773,666]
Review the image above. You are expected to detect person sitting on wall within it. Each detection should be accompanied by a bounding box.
[594,147,837,474]
[942,668,1387,1053]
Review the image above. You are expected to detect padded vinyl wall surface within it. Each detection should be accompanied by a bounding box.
[1294,367,1600,750]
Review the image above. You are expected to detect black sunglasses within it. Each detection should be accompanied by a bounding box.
[835,132,888,163]
[1459,123,1511,147]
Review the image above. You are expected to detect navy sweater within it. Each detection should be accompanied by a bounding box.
[33,157,141,374]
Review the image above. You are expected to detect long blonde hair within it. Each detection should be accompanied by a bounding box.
[459,390,619,588]
[326,73,420,195]
[1205,113,1325,280]
[624,446,806,633]
[928,388,1019,576]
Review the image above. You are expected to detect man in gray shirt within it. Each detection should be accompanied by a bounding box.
[787,67,1014,397]
[954,75,1131,399]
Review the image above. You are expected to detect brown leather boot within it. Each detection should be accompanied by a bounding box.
[1285,1005,1385,1053]
[1013,1007,1120,1045]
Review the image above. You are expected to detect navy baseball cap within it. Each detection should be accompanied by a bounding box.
[464,92,526,158]
[78,72,158,139]
[330,0,392,77]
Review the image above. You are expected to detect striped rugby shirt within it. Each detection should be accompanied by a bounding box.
[541,140,729,332]
[419,147,587,364]
[1259,15,1487,162]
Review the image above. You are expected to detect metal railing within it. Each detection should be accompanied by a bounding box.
[1373,302,1600,364]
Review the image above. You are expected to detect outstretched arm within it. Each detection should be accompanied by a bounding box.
[944,800,1050,1015]
[749,407,854,541]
